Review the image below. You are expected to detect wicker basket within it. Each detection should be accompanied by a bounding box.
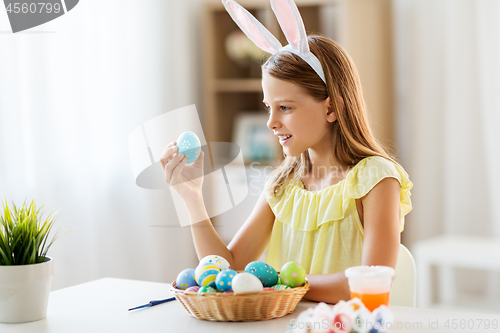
[170,278,310,322]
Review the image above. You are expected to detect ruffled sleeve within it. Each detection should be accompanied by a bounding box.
[265,156,413,232]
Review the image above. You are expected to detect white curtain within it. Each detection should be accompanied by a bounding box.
[394,0,500,299]
[0,0,205,289]
[394,0,500,242]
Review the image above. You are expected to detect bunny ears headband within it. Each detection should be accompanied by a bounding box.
[222,0,326,84]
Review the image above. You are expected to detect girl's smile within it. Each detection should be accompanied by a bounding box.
[277,134,292,145]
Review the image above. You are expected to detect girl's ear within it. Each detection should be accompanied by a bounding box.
[325,97,336,123]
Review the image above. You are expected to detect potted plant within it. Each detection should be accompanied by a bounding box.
[0,199,63,323]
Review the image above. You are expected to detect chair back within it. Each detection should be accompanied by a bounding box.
[389,243,417,307]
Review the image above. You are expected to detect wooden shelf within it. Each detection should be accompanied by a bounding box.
[214,79,263,92]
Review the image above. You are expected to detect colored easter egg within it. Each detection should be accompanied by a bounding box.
[185,286,200,293]
[176,268,198,290]
[332,313,351,333]
[280,261,306,288]
[215,269,237,292]
[244,261,279,287]
[198,255,231,271]
[195,263,220,282]
[231,272,263,294]
[350,307,372,333]
[195,263,220,287]
[271,284,291,291]
[176,131,201,164]
[371,305,394,332]
[197,286,217,294]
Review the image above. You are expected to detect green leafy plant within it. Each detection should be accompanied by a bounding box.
[0,199,62,265]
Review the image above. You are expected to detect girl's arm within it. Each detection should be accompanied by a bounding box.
[228,192,276,270]
[185,191,276,270]
[303,177,402,303]
[161,142,275,270]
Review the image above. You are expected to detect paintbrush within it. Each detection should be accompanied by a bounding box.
[128,297,176,311]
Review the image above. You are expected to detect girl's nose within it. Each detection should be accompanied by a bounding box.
[267,111,280,130]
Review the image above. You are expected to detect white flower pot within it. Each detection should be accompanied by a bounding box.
[0,257,54,323]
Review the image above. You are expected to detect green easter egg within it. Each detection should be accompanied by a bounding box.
[197,286,217,294]
[280,261,306,288]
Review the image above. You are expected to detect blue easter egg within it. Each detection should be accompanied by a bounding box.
[371,305,393,333]
[215,269,237,291]
[197,269,219,288]
[195,263,220,288]
[176,268,197,290]
[176,131,201,164]
[244,261,279,287]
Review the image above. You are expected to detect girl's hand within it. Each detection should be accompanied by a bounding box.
[160,141,205,199]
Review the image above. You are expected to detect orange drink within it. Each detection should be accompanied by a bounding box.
[350,291,391,312]
[345,266,395,312]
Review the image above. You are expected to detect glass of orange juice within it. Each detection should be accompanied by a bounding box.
[344,266,395,312]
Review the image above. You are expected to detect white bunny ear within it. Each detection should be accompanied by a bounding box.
[222,0,282,54]
[271,0,309,54]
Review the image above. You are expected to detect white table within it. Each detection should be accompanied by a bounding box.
[1,278,499,333]
[414,236,500,308]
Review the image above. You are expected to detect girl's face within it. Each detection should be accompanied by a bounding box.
[262,72,336,157]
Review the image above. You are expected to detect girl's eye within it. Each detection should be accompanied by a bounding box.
[263,105,291,113]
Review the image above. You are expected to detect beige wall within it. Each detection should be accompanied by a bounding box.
[344,0,396,156]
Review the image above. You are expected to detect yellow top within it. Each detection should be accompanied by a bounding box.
[264,156,413,275]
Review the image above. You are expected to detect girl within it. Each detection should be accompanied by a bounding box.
[160,35,412,304]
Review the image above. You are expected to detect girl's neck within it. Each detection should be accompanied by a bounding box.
[306,149,351,180]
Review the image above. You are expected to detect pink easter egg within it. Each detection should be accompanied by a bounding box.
[185,286,200,293]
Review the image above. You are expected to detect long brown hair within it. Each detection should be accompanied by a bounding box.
[263,35,406,197]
